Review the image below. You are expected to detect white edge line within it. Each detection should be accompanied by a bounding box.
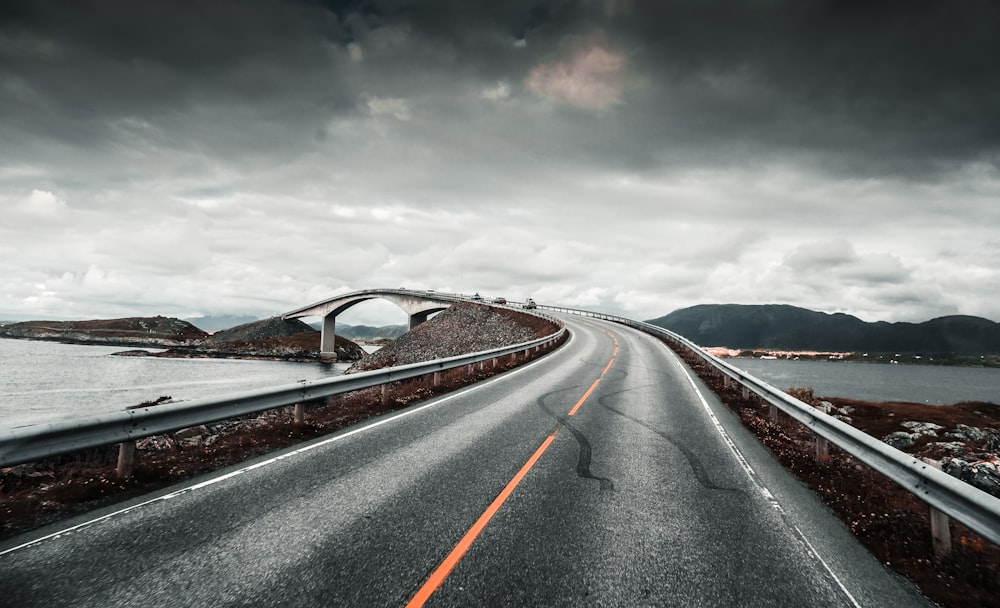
[665,346,863,608]
[0,342,568,558]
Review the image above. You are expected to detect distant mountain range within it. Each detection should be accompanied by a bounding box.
[327,323,408,341]
[183,315,259,332]
[647,304,1000,354]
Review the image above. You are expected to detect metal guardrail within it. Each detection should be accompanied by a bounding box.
[0,327,565,469]
[537,303,1000,549]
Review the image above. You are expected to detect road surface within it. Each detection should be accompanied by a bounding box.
[0,313,932,607]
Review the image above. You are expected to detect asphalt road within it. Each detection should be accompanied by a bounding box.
[0,314,934,607]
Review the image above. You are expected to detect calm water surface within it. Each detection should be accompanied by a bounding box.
[0,338,349,429]
[733,358,1000,405]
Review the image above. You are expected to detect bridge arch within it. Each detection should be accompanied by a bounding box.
[282,289,456,356]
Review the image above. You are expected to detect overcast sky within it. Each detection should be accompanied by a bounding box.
[2,0,999,327]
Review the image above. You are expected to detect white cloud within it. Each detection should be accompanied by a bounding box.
[4,189,70,227]
[27,189,67,214]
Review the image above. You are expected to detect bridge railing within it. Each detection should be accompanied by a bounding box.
[0,325,566,474]
[537,303,1000,553]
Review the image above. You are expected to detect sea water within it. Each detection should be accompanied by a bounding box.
[733,357,1000,405]
[0,338,349,429]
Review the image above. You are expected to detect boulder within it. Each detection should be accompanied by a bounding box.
[901,421,943,437]
[945,424,988,443]
[942,457,1000,499]
[883,432,916,449]
[927,441,967,455]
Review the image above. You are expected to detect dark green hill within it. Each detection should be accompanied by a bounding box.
[305,321,408,341]
[198,317,363,361]
[204,317,315,344]
[336,323,408,341]
[647,305,1000,354]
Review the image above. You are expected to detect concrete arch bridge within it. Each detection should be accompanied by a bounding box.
[282,288,464,356]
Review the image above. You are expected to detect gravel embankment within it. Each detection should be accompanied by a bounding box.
[349,302,556,372]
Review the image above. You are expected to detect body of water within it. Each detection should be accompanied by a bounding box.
[733,357,1000,405]
[0,338,349,429]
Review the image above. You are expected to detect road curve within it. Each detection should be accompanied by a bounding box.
[0,314,932,607]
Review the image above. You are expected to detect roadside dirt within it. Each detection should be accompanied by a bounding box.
[666,340,1000,608]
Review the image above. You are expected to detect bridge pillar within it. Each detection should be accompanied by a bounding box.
[321,314,337,357]
[409,311,432,330]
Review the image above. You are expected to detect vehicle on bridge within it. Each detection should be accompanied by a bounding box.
[471,293,483,301]
[493,297,507,305]
[523,298,536,309]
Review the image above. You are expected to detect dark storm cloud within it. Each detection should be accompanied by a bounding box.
[624,0,1000,176]
[5,0,998,176]
[1,0,355,161]
[315,0,1000,176]
[2,0,999,323]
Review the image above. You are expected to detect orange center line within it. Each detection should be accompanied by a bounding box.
[568,377,601,416]
[405,430,560,608]
[406,330,620,606]
[602,357,615,376]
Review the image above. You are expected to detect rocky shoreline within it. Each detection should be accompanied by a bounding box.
[705,347,1000,368]
[0,316,366,362]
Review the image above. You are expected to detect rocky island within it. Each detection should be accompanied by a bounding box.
[0,316,207,347]
[0,316,364,361]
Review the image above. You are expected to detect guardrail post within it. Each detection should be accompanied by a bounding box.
[381,383,389,407]
[922,460,953,559]
[815,436,829,460]
[741,385,750,399]
[433,371,442,387]
[930,507,952,559]
[116,440,136,478]
[294,403,305,426]
[769,404,778,423]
